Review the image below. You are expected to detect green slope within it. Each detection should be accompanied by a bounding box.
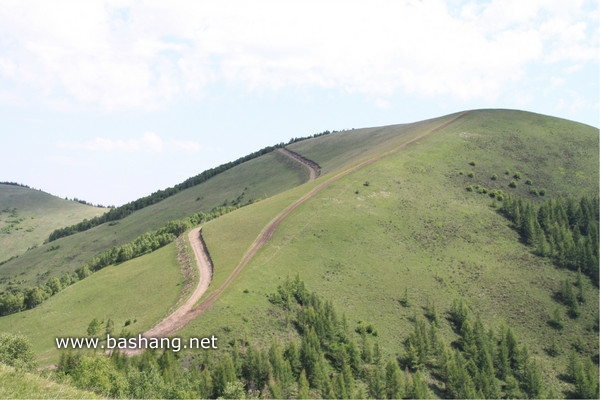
[0,184,106,262]
[180,109,598,395]
[0,150,307,292]
[0,243,183,365]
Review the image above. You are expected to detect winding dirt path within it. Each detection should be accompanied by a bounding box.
[122,227,212,354]
[124,111,470,348]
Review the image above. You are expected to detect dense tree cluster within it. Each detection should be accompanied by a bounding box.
[0,206,235,317]
[47,145,282,242]
[500,195,599,286]
[48,276,599,399]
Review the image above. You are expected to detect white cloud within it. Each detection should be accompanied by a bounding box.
[0,0,597,110]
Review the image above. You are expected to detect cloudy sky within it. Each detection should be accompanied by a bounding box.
[1,0,598,206]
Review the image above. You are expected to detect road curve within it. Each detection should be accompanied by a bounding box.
[122,227,212,355]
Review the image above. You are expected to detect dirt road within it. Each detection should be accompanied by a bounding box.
[277,148,321,180]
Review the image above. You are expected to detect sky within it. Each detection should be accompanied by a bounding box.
[0,0,598,207]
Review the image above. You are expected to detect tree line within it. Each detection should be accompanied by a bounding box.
[0,206,235,317]
[499,194,599,286]
[48,275,598,398]
[47,126,340,243]
[46,145,282,242]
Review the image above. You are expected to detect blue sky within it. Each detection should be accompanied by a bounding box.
[1,0,598,206]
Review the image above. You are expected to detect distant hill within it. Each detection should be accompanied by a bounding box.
[0,184,106,262]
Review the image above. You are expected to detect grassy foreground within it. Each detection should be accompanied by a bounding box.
[0,363,99,399]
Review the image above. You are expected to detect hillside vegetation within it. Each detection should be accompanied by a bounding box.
[180,109,598,397]
[0,109,597,398]
[0,184,106,262]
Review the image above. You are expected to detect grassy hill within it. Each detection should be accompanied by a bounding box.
[0,109,597,398]
[179,109,598,395]
[0,184,106,262]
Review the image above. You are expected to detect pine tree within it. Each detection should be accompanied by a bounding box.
[213,353,237,397]
[198,367,213,399]
[409,370,431,399]
[297,369,310,399]
[385,359,405,399]
[522,359,543,398]
[551,306,564,330]
[574,357,600,399]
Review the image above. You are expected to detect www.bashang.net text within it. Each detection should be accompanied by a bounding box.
[55,334,217,352]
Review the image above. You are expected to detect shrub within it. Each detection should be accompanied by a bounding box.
[505,169,510,175]
[466,186,474,192]
[491,174,498,180]
[0,333,37,370]
[530,188,538,196]
[469,160,476,166]
[496,194,504,201]
[539,188,546,196]
[525,179,533,185]
[513,172,521,180]
[458,171,464,175]
[467,172,475,178]
[509,181,517,188]
[363,181,370,187]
